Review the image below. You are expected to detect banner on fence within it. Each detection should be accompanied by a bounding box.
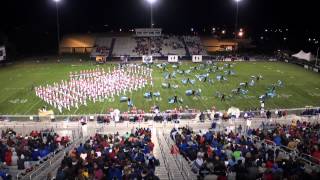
[168,55,178,62]
[142,56,153,63]
[192,55,202,62]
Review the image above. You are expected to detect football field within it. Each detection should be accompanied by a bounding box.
[0,58,319,115]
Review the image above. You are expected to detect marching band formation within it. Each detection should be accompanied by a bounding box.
[35,65,153,113]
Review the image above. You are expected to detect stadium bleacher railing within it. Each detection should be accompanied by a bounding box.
[15,131,84,180]
[156,130,175,180]
[252,135,320,168]
[162,124,320,178]
[162,131,194,180]
[5,114,319,179]
[0,107,319,122]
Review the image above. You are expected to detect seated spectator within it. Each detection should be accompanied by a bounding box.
[56,128,159,179]
[170,124,320,179]
[0,128,69,169]
[17,155,25,170]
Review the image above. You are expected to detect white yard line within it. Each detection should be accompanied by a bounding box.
[24,100,42,115]
[100,98,109,114]
[73,108,80,115]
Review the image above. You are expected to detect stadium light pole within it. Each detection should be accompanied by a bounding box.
[234,0,241,40]
[146,0,156,28]
[54,0,61,54]
[316,47,319,67]
[146,0,157,57]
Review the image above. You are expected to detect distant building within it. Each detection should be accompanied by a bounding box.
[201,37,238,52]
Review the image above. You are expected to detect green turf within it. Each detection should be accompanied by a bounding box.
[0,58,319,115]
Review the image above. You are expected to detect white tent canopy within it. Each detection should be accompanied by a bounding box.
[292,50,314,61]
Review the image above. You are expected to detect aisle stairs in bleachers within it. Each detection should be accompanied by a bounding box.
[152,128,170,179]
[156,129,185,180]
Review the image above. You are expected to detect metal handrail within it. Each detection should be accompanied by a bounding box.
[35,137,87,180]
[156,130,174,180]
[15,150,60,180]
[167,127,320,179]
[1,110,319,122]
[300,153,320,163]
[18,137,83,180]
[258,138,320,168]
[162,132,194,180]
[298,153,320,167]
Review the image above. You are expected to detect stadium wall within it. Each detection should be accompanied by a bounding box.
[201,37,238,52]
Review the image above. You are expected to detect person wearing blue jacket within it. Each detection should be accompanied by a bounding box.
[273,135,282,146]
[31,149,40,161]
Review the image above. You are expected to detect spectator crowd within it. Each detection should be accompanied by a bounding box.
[0,129,69,180]
[56,128,160,180]
[248,121,320,161]
[170,122,320,180]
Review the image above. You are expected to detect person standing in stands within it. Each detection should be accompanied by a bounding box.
[17,155,25,170]
[199,112,205,122]
[266,110,271,119]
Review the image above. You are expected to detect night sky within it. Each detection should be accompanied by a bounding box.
[0,0,319,55]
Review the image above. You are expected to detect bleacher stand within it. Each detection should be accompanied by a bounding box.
[161,35,186,56]
[108,35,197,58]
[184,36,207,56]
[93,34,208,58]
[113,37,138,57]
[56,128,160,180]
[170,122,320,179]
[133,37,163,57]
[0,128,70,179]
[91,37,112,57]
[248,121,320,161]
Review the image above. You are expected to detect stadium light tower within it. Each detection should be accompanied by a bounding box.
[146,0,157,28]
[53,0,61,53]
[234,0,241,39]
[316,47,319,67]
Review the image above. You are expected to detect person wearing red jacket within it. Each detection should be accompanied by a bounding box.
[171,144,180,155]
[312,145,320,163]
[4,149,12,166]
